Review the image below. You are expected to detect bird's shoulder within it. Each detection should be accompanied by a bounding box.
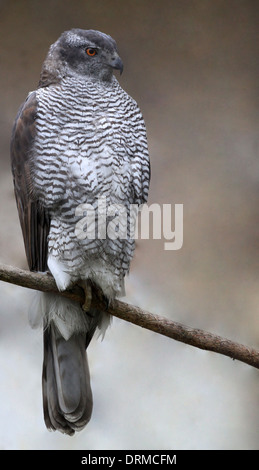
[11,91,38,180]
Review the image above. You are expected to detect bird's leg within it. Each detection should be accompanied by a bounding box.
[77,280,92,312]
[93,284,110,311]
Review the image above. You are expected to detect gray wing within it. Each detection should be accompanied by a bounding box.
[10,91,50,272]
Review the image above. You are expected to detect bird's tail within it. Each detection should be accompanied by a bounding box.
[29,292,109,435]
[42,324,92,435]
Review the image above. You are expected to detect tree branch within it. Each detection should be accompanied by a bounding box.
[0,262,258,370]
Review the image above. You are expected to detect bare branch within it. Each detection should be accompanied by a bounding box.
[0,262,258,369]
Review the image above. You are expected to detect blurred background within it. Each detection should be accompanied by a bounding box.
[0,0,258,450]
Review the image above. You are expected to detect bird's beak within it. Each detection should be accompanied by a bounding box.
[110,55,124,75]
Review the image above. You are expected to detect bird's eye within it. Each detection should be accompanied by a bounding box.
[86,48,97,56]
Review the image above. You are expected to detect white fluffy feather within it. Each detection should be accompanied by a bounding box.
[29,292,90,340]
[47,255,72,291]
[29,291,111,341]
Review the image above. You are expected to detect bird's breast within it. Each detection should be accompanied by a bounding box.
[34,83,135,208]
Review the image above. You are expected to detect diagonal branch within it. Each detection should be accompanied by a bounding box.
[0,262,258,370]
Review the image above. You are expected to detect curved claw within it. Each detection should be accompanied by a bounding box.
[78,281,92,311]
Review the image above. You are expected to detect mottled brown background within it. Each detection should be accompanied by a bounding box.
[0,0,258,449]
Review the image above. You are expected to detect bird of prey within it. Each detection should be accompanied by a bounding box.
[10,29,150,435]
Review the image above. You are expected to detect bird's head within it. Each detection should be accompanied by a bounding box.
[40,29,123,85]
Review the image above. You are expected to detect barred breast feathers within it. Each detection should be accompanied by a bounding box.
[30,74,149,297]
[33,76,149,208]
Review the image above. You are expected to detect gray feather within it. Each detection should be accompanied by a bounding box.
[43,322,93,435]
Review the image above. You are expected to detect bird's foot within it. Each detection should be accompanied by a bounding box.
[77,281,92,312]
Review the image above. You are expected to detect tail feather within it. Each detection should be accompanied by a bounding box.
[43,323,93,435]
[31,293,110,436]
[42,329,74,435]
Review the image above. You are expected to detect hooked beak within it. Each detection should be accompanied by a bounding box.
[110,55,124,75]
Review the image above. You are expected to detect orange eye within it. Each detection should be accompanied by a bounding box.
[86,48,97,56]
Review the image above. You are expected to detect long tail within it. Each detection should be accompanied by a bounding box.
[42,324,93,435]
[29,292,109,436]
